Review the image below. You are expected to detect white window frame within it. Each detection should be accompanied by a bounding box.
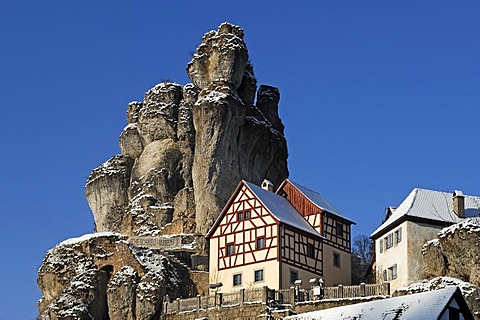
[233,273,242,286]
[395,228,402,244]
[254,269,264,283]
[257,237,266,249]
[226,243,235,256]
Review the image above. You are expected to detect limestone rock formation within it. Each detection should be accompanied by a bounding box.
[84,22,289,237]
[40,22,289,318]
[422,218,480,285]
[37,233,193,320]
[414,218,480,316]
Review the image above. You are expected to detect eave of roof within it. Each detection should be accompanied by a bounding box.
[206,180,323,239]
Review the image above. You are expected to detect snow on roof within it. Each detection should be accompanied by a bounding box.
[285,286,461,320]
[287,180,354,223]
[244,181,321,238]
[371,188,480,238]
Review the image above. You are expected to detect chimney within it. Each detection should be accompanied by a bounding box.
[453,190,465,218]
[261,179,274,192]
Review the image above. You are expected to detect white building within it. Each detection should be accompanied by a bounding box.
[371,188,480,292]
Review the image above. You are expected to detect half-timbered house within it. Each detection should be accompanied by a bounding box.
[277,179,355,286]
[206,179,355,292]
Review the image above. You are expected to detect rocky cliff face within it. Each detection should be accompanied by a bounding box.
[38,23,289,319]
[85,22,288,237]
[37,233,194,320]
[416,218,480,316]
[422,218,480,285]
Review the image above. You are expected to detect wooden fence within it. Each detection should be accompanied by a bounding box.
[164,283,389,315]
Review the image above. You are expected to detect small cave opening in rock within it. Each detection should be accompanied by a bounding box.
[94,265,114,320]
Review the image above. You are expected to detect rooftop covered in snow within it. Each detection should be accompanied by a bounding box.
[371,188,480,238]
[285,179,354,224]
[284,286,473,320]
[244,181,322,238]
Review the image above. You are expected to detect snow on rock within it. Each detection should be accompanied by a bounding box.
[38,233,194,319]
[439,217,480,238]
[397,276,477,297]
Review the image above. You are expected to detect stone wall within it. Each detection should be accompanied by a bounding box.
[165,304,266,320]
[164,297,387,320]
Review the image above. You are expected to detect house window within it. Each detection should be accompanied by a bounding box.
[290,270,299,284]
[245,210,251,219]
[307,243,315,258]
[395,228,402,244]
[383,269,388,281]
[226,243,235,256]
[385,233,393,249]
[254,269,264,282]
[233,273,242,286]
[333,252,341,268]
[336,222,343,237]
[391,264,397,279]
[237,212,243,221]
[379,239,383,253]
[257,237,265,249]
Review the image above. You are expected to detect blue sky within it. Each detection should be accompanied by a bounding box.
[1,1,479,318]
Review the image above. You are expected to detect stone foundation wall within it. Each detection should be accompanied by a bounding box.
[165,304,266,320]
[164,297,388,320]
[293,296,387,314]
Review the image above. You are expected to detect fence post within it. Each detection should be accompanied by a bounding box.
[263,286,269,303]
[163,300,168,315]
[218,292,223,307]
[176,298,181,312]
[305,289,310,302]
[197,294,201,310]
[338,284,344,298]
[240,288,245,306]
[360,282,366,297]
[290,287,296,305]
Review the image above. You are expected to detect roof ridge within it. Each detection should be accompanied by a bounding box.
[288,179,315,192]
[405,188,419,215]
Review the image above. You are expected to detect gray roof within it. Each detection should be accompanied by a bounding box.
[371,188,480,238]
[288,180,354,223]
[285,287,467,320]
[244,181,321,238]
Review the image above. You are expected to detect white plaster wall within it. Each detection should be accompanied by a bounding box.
[322,244,351,286]
[211,260,280,293]
[375,221,444,292]
[280,262,322,290]
[375,222,408,292]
